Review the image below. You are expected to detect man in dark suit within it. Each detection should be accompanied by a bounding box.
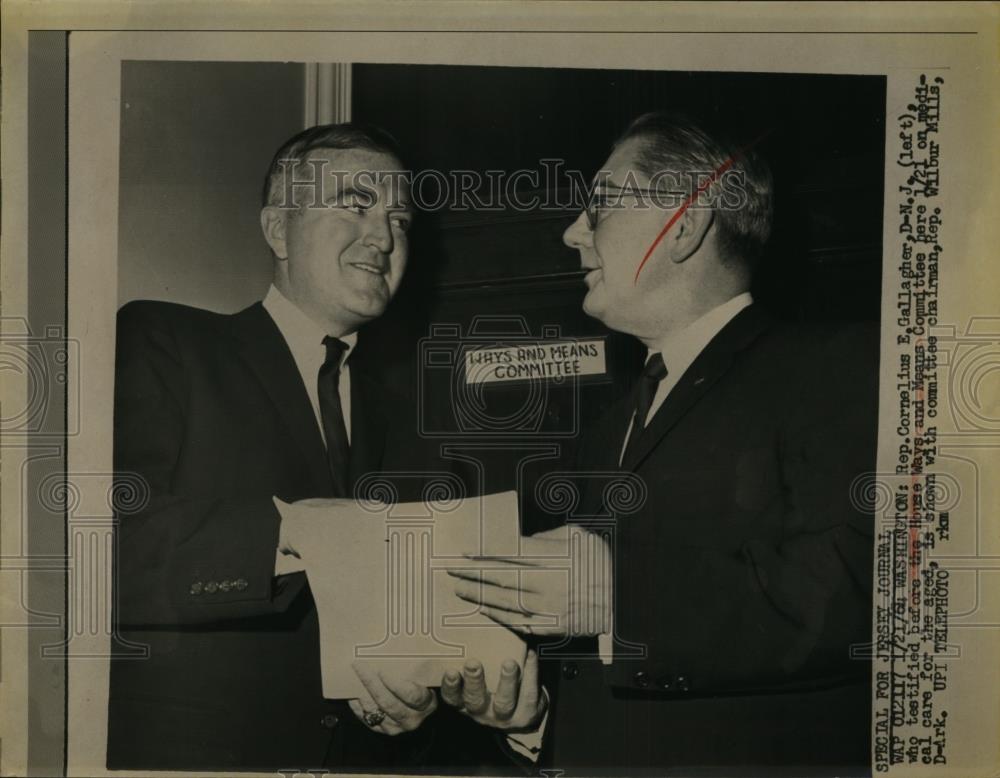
[108,124,453,771]
[447,112,878,774]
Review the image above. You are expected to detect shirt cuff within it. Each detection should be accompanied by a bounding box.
[273,496,305,576]
[505,688,550,762]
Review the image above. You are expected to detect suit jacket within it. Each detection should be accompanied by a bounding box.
[108,300,490,772]
[543,305,878,775]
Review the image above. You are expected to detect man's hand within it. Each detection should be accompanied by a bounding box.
[449,526,612,637]
[348,663,438,735]
[440,651,547,732]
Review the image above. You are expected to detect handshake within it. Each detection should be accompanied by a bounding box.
[277,516,616,737]
[346,652,546,736]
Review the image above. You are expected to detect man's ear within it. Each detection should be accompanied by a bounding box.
[260,206,289,260]
[667,206,714,264]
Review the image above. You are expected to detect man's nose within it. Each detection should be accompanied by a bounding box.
[562,211,592,251]
[362,211,394,254]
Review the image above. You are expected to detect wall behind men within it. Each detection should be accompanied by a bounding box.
[117,61,304,311]
[353,65,887,326]
[351,65,887,480]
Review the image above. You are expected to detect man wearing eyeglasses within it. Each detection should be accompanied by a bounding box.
[448,111,878,773]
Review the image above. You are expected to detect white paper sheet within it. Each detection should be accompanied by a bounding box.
[285,491,528,699]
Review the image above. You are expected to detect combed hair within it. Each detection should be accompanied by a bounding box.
[261,122,405,208]
[615,111,773,265]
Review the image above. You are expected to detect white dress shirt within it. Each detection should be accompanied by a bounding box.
[619,292,754,464]
[263,284,356,576]
[262,284,356,445]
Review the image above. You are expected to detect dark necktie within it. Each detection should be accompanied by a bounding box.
[622,352,668,463]
[318,336,351,496]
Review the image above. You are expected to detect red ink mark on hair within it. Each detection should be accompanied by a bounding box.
[632,129,773,285]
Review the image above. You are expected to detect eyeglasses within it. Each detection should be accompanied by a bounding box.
[584,185,689,231]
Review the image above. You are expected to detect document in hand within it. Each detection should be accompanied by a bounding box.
[287,491,528,699]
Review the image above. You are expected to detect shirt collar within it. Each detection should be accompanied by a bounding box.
[262,284,358,365]
[648,292,753,377]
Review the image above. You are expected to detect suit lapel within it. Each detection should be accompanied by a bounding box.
[229,303,333,493]
[620,304,773,473]
[347,359,388,488]
[579,394,635,517]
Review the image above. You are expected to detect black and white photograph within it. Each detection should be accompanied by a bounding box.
[2,5,999,778]
[106,60,886,776]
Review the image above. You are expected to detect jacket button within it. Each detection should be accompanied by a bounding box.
[561,662,579,680]
[657,676,673,691]
[321,713,339,729]
[633,670,649,688]
[677,675,690,692]
[204,581,219,594]
[189,581,203,596]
